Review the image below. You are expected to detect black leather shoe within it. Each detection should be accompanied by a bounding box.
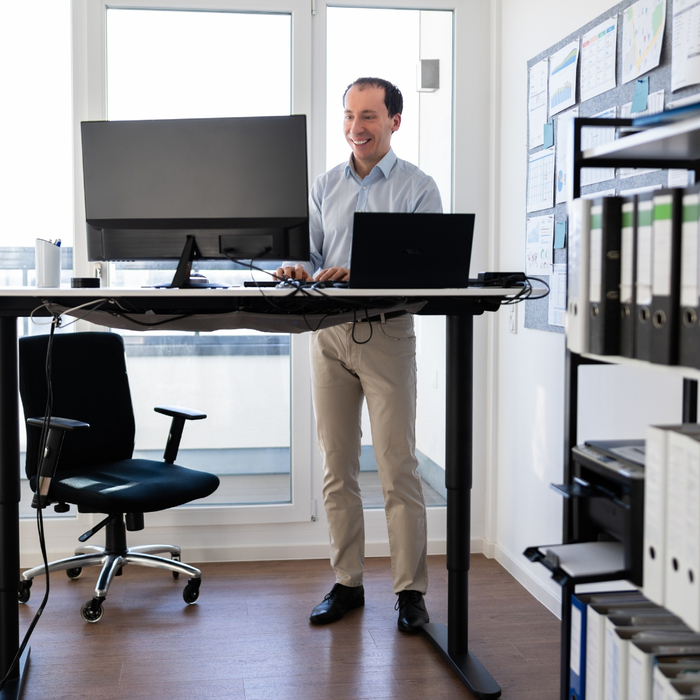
[396,590,429,633]
[309,583,365,624]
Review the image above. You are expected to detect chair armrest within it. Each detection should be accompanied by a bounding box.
[154,406,207,464]
[27,417,90,431]
[26,417,89,509]
[154,406,206,421]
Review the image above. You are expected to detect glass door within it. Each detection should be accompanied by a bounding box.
[325,6,453,508]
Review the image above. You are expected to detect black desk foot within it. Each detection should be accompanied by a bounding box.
[422,623,501,699]
[0,647,30,700]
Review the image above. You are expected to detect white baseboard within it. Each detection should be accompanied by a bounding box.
[20,537,452,570]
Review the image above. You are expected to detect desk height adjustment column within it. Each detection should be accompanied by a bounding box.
[0,317,29,700]
[421,314,501,700]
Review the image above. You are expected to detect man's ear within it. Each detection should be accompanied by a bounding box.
[391,113,402,133]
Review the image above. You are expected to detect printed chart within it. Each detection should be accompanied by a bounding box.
[580,16,618,101]
[622,0,666,84]
[549,41,579,115]
[527,147,555,212]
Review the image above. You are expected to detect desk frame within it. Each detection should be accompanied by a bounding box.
[0,286,523,700]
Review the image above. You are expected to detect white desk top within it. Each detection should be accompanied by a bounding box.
[0,285,543,332]
[0,285,529,299]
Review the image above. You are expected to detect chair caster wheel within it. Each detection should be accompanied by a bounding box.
[18,580,32,603]
[172,554,181,579]
[66,567,83,580]
[81,598,105,623]
[183,578,201,604]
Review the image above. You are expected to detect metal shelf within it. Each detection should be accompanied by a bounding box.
[582,114,700,165]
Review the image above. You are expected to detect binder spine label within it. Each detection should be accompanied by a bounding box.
[590,205,603,304]
[637,201,653,306]
[681,193,700,309]
[571,601,582,675]
[621,203,635,304]
[653,195,674,297]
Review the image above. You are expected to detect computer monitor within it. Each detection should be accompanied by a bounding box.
[80,115,310,287]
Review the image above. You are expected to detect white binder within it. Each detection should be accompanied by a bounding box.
[628,638,700,700]
[584,595,652,700]
[644,424,700,612]
[566,197,592,354]
[653,664,700,699]
[666,430,700,628]
[605,621,690,700]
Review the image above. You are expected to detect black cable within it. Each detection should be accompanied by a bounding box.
[498,275,550,305]
[350,307,374,344]
[0,317,57,692]
[219,250,391,333]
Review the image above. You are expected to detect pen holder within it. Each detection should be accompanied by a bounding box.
[35,238,62,288]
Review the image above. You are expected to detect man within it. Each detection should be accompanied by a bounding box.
[276,77,442,633]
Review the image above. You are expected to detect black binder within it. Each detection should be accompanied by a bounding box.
[680,184,700,369]
[619,196,637,358]
[588,196,622,355]
[634,192,654,362]
[650,188,682,365]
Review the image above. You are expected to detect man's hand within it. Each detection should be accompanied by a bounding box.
[315,267,350,282]
[274,264,312,282]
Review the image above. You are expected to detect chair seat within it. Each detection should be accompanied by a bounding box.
[33,459,220,513]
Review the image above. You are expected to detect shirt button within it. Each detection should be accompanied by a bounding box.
[363,186,367,190]
[357,209,362,213]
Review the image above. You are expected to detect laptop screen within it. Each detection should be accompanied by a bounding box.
[348,212,475,289]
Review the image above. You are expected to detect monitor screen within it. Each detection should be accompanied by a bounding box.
[80,115,310,269]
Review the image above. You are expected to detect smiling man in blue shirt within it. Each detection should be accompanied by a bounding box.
[277,77,442,633]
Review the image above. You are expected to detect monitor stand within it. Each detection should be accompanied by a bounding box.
[156,235,228,289]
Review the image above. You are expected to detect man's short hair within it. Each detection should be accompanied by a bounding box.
[343,78,403,117]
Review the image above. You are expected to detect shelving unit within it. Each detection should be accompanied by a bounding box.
[528,115,700,700]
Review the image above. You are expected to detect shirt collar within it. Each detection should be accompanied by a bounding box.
[344,148,397,182]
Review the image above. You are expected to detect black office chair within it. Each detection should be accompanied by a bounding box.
[17,332,220,622]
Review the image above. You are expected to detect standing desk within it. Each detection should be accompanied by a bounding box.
[0,285,534,700]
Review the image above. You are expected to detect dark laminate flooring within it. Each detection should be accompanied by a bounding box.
[16,554,560,699]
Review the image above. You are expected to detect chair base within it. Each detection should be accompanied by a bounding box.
[19,516,201,615]
[21,544,201,598]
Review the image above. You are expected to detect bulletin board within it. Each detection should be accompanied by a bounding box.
[525,0,700,333]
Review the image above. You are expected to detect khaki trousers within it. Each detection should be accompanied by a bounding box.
[310,314,428,595]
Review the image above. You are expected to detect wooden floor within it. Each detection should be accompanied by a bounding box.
[17,555,560,700]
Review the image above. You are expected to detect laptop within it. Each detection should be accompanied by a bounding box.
[347,212,475,289]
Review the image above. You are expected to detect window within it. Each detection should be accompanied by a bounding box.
[0,1,73,294]
[104,7,298,509]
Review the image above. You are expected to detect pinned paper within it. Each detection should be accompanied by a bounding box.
[631,76,649,113]
[554,219,567,249]
[543,120,554,148]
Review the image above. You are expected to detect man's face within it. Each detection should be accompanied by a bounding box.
[343,84,401,175]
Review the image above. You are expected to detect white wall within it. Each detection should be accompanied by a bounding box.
[491,0,683,615]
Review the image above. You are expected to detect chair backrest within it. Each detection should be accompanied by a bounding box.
[19,332,136,479]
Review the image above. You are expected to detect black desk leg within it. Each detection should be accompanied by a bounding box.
[0,317,30,700]
[421,314,501,699]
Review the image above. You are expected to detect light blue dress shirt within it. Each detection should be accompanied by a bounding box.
[292,148,443,277]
